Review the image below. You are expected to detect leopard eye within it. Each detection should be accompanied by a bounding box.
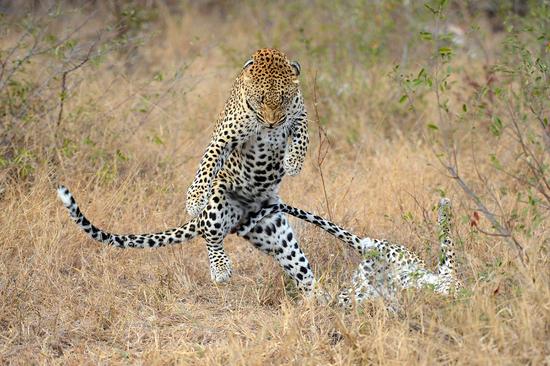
[243,59,253,69]
[290,61,301,76]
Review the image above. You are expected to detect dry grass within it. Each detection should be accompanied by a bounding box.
[1,2,549,365]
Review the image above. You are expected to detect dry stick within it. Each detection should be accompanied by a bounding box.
[470,138,509,225]
[339,144,362,207]
[404,190,436,239]
[529,104,550,154]
[0,32,41,91]
[56,37,99,129]
[312,72,332,220]
[507,103,550,202]
[0,31,30,85]
[54,38,100,173]
[446,165,527,265]
[500,108,550,207]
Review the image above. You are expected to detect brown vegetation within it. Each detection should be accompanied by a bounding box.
[0,1,548,364]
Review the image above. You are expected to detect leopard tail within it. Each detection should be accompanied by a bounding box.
[57,186,200,248]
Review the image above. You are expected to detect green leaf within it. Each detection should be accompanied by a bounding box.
[419,31,433,41]
[363,249,381,260]
[153,71,164,81]
[45,34,57,44]
[402,211,414,221]
[462,104,467,112]
[399,94,408,103]
[83,137,95,146]
[116,149,129,162]
[417,68,426,78]
[438,47,453,56]
[489,154,502,169]
[152,135,164,145]
[427,123,439,130]
[490,116,503,137]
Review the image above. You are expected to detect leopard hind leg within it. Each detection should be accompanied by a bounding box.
[242,212,315,294]
[199,181,244,284]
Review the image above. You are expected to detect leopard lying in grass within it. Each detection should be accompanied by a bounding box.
[235,198,462,307]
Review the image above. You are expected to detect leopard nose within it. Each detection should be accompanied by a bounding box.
[261,105,282,125]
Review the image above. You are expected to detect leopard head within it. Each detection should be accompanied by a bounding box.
[240,48,301,128]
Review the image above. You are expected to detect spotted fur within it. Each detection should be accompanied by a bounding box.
[57,186,200,247]
[236,198,461,307]
[58,49,315,293]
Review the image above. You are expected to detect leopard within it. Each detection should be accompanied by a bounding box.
[57,48,316,294]
[235,197,462,308]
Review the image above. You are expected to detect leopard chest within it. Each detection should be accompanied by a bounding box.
[225,127,289,195]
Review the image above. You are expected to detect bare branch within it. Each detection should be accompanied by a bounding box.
[529,104,550,154]
[56,36,99,129]
[474,226,512,238]
[507,102,550,200]
[446,165,527,264]
[0,12,96,92]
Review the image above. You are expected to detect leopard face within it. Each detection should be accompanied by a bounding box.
[239,48,301,129]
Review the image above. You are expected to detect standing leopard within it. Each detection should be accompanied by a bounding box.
[58,48,316,293]
[236,198,462,307]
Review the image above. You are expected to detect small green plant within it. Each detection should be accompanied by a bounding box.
[363,249,381,260]
[393,0,549,273]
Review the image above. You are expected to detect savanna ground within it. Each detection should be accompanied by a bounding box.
[1,1,549,364]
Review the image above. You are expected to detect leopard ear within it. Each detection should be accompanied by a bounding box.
[290,61,301,76]
[243,59,254,69]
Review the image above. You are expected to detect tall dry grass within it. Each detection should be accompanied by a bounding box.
[0,1,548,364]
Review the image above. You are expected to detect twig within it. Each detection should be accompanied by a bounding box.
[0,31,29,84]
[56,37,99,129]
[529,104,550,154]
[446,165,527,264]
[507,102,550,203]
[312,72,332,219]
[0,11,96,92]
[475,226,513,238]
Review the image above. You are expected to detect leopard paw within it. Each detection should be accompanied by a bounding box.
[283,155,303,176]
[186,185,210,217]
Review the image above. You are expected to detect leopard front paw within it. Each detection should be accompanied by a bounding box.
[186,184,210,217]
[283,154,303,176]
